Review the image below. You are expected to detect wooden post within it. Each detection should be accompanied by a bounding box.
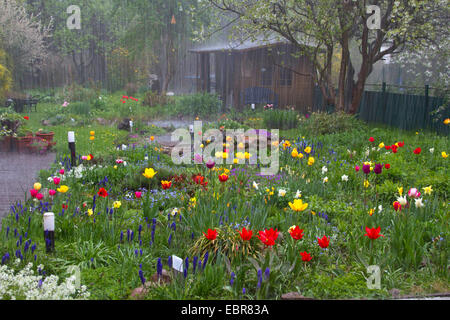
[424,84,429,129]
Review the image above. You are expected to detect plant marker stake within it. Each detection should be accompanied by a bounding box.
[43,212,55,253]
[68,131,76,167]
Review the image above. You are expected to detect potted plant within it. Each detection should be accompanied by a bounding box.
[35,128,55,142]
[16,126,33,153]
[0,112,22,152]
[30,137,49,154]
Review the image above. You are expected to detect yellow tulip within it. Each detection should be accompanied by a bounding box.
[442,152,448,159]
[57,185,69,193]
[364,180,370,188]
[88,209,93,216]
[143,168,157,179]
[291,148,299,158]
[378,142,385,149]
[113,201,121,209]
[288,199,309,212]
[33,182,42,191]
[304,147,311,154]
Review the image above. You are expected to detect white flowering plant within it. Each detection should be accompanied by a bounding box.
[0,261,90,300]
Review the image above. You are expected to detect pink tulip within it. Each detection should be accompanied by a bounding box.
[30,189,38,198]
[82,156,88,160]
[36,193,43,200]
[135,191,142,198]
[53,177,61,185]
[49,189,56,196]
[59,169,65,175]
[408,188,421,198]
[355,165,360,172]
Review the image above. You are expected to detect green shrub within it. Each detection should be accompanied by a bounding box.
[142,91,171,107]
[173,93,221,118]
[66,101,92,116]
[302,111,367,135]
[263,109,300,130]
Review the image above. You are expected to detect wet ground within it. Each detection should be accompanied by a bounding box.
[0,152,56,226]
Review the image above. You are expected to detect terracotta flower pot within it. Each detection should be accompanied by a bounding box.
[35,132,54,143]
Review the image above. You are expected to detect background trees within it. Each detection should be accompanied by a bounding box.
[207,0,449,113]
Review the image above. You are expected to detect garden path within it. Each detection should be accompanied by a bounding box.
[0,152,56,226]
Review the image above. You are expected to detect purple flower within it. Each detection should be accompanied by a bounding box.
[374,163,383,175]
[193,256,198,273]
[362,164,371,175]
[206,160,215,169]
[157,258,163,277]
[168,256,173,269]
[230,272,236,286]
[1,253,10,265]
[185,257,189,274]
[243,288,246,294]
[264,267,270,280]
[202,251,209,271]
[139,269,146,286]
[168,234,172,247]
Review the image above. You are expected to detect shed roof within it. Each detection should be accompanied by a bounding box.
[190,36,301,54]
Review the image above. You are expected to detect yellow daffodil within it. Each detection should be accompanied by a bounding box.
[288,199,309,212]
[88,209,93,216]
[364,180,370,188]
[190,197,196,207]
[244,152,251,159]
[113,201,121,209]
[143,168,157,179]
[304,146,311,154]
[238,142,245,149]
[307,157,315,166]
[114,165,118,169]
[398,186,403,196]
[90,131,95,136]
[57,185,69,193]
[33,182,42,191]
[233,158,238,164]
[298,153,304,159]
[368,208,375,216]
[423,185,433,195]
[442,151,448,159]
[222,152,229,159]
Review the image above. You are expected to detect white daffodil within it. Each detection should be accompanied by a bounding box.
[415,198,424,208]
[341,174,348,182]
[323,177,328,183]
[278,189,287,197]
[321,166,328,175]
[171,208,179,216]
[295,190,302,198]
[429,148,434,154]
[253,181,259,190]
[378,205,383,213]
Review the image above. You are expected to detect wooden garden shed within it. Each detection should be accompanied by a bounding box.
[189,38,315,110]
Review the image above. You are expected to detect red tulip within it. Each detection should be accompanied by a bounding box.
[317,235,330,248]
[384,163,390,169]
[218,174,229,182]
[398,141,405,147]
[393,201,402,211]
[36,193,43,200]
[385,145,391,150]
[30,189,38,198]
[62,204,68,209]
[364,226,384,240]
[161,180,172,190]
[98,188,108,198]
[288,226,304,240]
[369,137,375,142]
[24,116,29,120]
[391,145,398,153]
[413,147,421,155]
[300,251,312,262]
[238,227,253,241]
[257,228,279,246]
[203,228,218,241]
